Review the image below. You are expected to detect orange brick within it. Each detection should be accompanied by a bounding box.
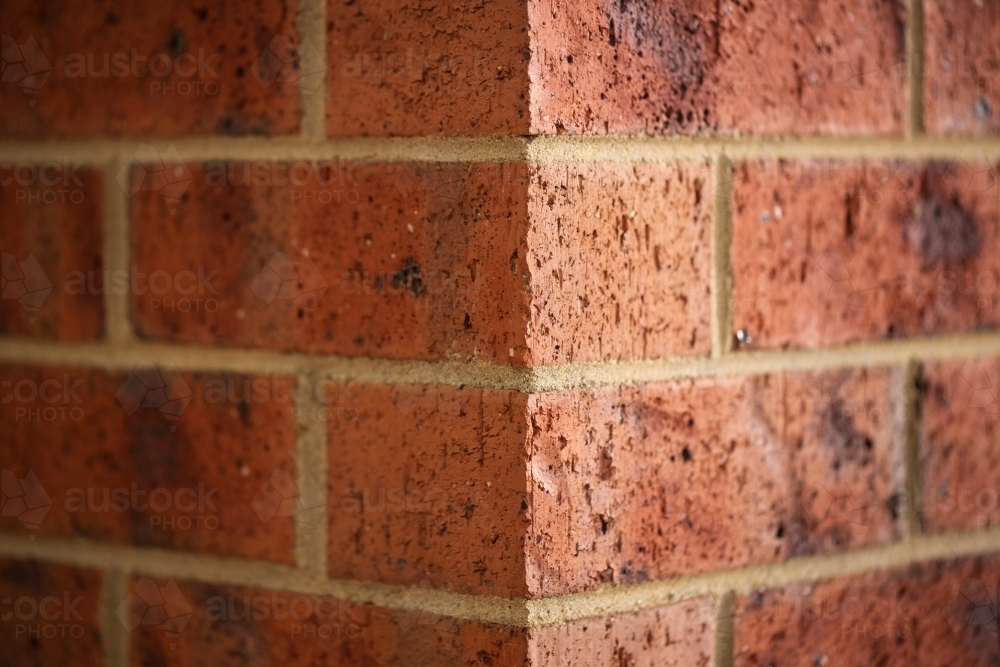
[0,363,296,562]
[733,555,1000,666]
[731,160,1000,351]
[0,558,104,667]
[328,369,902,598]
[1,165,103,340]
[918,358,1000,533]
[1,0,299,137]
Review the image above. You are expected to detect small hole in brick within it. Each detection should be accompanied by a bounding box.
[681,447,692,462]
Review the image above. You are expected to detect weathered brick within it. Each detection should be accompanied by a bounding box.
[329,369,901,599]
[0,558,104,667]
[918,357,1000,533]
[326,0,529,136]
[0,363,296,562]
[1,0,299,137]
[131,160,711,365]
[528,0,906,135]
[924,0,1000,135]
[126,578,529,667]
[0,165,103,340]
[528,599,715,667]
[731,160,1000,351]
[525,162,712,364]
[733,555,1000,666]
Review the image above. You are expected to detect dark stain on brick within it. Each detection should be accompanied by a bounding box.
[392,259,426,297]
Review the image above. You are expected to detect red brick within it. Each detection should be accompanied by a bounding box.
[918,358,1000,533]
[924,0,1000,135]
[0,558,104,667]
[524,162,712,364]
[731,160,1000,351]
[1,0,298,137]
[526,368,902,597]
[327,384,531,597]
[131,161,532,364]
[0,165,103,340]
[528,0,906,135]
[0,363,296,562]
[131,160,711,365]
[528,599,715,667]
[126,578,529,667]
[329,369,900,599]
[326,0,529,136]
[733,555,1000,666]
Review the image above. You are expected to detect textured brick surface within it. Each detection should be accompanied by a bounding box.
[529,0,906,135]
[526,369,902,597]
[918,358,1000,533]
[0,166,103,340]
[327,0,529,136]
[0,363,296,562]
[132,160,712,366]
[131,161,532,365]
[1,0,299,137]
[525,162,712,364]
[327,384,530,597]
[327,369,899,599]
[528,599,715,667]
[732,160,1000,351]
[924,0,1000,135]
[733,556,1000,667]
[0,558,104,667]
[128,578,529,667]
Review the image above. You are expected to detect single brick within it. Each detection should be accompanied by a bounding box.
[1,0,298,137]
[327,384,531,597]
[0,363,296,562]
[524,161,712,364]
[733,555,1000,666]
[329,369,901,599]
[526,368,902,597]
[731,160,1000,351]
[0,558,104,667]
[528,0,906,135]
[131,160,711,365]
[0,165,103,340]
[528,599,715,667]
[924,0,1000,134]
[918,358,1000,533]
[326,0,529,136]
[126,578,529,667]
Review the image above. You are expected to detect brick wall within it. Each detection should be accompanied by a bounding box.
[2,0,999,665]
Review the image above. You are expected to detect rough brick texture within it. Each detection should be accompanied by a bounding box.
[528,599,715,667]
[918,357,1000,533]
[0,166,104,340]
[924,0,1000,135]
[733,555,1000,666]
[529,0,906,135]
[128,578,529,667]
[732,159,1000,351]
[326,0,529,136]
[131,160,711,366]
[0,558,104,667]
[329,369,902,598]
[0,363,296,562]
[1,0,299,137]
